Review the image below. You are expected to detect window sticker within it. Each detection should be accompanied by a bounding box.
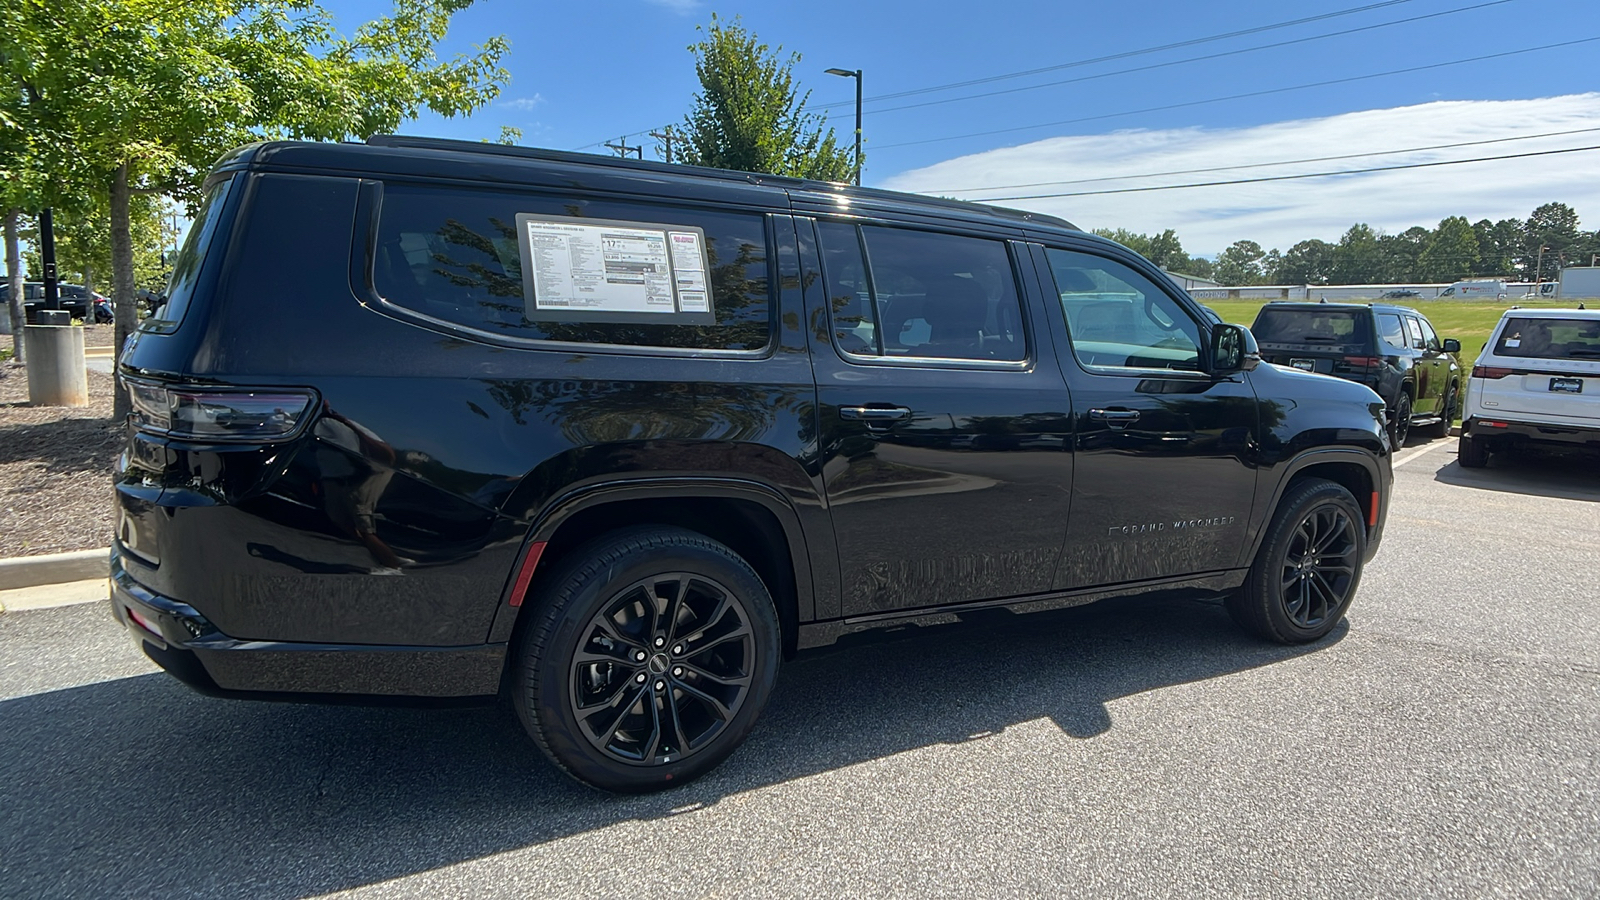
[515,214,715,325]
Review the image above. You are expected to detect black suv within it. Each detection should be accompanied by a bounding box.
[1252,302,1462,447]
[1,281,105,322]
[112,137,1391,791]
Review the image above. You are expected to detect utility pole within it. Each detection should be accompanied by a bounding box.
[1535,244,1549,286]
[39,208,59,312]
[604,135,642,159]
[649,127,677,164]
[826,67,864,186]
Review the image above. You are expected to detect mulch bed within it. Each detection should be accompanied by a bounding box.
[0,343,121,558]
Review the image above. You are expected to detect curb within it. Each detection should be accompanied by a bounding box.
[0,548,110,591]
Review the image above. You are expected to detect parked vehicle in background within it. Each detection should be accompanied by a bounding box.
[1458,308,1600,467]
[93,297,114,323]
[1379,289,1421,299]
[1437,280,1507,300]
[0,281,110,322]
[1525,267,1600,301]
[110,136,1393,792]
[1251,302,1461,447]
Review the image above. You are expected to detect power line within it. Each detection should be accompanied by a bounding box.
[934,126,1600,197]
[811,0,1422,111]
[573,0,1433,155]
[823,0,1511,122]
[876,35,1600,152]
[968,143,1600,202]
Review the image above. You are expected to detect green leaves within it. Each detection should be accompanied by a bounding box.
[678,15,854,182]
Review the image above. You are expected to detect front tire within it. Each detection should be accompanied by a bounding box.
[511,527,781,793]
[1227,478,1365,644]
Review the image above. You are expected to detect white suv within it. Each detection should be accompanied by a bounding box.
[1459,308,1600,467]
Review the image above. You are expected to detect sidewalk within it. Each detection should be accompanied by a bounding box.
[0,578,108,613]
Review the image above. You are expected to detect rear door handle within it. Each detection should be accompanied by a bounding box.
[1088,408,1141,428]
[839,406,913,426]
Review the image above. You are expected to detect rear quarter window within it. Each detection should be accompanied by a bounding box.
[372,184,773,352]
[1493,317,1600,360]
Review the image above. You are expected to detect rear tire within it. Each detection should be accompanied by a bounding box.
[1389,393,1412,448]
[1458,429,1488,468]
[1427,383,1456,439]
[511,526,781,793]
[1227,478,1365,644]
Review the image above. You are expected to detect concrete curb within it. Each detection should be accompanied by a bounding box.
[0,548,110,591]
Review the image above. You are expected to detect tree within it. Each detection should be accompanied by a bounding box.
[679,16,853,181]
[1213,240,1266,286]
[1524,202,1582,276]
[1276,239,1336,285]
[2,0,509,415]
[1472,218,1521,278]
[1418,216,1479,282]
[1379,227,1431,283]
[1332,224,1381,284]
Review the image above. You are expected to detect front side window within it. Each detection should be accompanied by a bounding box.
[1404,316,1426,350]
[815,222,1026,362]
[1415,316,1441,350]
[374,184,772,351]
[1495,317,1600,360]
[1043,248,1202,371]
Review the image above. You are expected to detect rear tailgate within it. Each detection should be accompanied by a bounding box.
[1476,316,1600,422]
[1251,307,1377,377]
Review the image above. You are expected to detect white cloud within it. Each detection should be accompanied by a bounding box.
[879,94,1600,258]
[643,0,702,13]
[499,94,545,111]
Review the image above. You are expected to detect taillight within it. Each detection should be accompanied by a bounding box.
[1472,366,1513,379]
[127,381,316,442]
[1342,356,1382,368]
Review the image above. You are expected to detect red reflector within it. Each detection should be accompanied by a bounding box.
[1480,421,1509,428]
[1342,356,1381,368]
[1472,366,1513,379]
[127,606,161,637]
[1369,491,1380,527]
[507,541,547,608]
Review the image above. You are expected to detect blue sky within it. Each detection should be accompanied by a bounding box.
[322,0,1600,256]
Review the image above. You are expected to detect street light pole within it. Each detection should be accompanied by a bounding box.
[825,67,863,186]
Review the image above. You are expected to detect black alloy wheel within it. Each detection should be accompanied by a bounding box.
[512,527,780,793]
[1389,393,1412,448]
[568,571,754,765]
[1428,383,1456,438]
[1228,477,1366,643]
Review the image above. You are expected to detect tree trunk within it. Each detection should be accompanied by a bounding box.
[111,164,136,419]
[83,262,95,299]
[4,208,23,362]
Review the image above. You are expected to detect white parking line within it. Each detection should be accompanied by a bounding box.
[1392,440,1451,470]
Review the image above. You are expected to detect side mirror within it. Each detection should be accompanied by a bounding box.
[1210,323,1260,376]
[1442,338,1461,353]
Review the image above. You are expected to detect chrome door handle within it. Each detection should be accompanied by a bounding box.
[839,406,913,425]
[1088,408,1140,423]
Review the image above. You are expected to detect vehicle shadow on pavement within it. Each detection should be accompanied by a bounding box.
[0,595,1340,899]
[1432,449,1600,502]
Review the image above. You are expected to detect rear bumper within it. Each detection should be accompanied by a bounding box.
[110,553,505,706]
[1461,416,1600,451]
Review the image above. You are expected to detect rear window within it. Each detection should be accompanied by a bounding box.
[373,184,772,352]
[1493,317,1600,360]
[1251,308,1370,347]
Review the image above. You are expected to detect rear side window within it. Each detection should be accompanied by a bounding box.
[143,175,236,331]
[1494,317,1600,360]
[1251,308,1368,347]
[1377,313,1408,350]
[815,222,1025,362]
[373,184,772,351]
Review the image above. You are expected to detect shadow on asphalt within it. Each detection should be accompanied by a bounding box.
[1432,446,1600,502]
[0,595,1343,898]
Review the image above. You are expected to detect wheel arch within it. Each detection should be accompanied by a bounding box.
[489,478,812,661]
[1247,448,1385,565]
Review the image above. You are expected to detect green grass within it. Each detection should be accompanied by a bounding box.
[1207,298,1582,370]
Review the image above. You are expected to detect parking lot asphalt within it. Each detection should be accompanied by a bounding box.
[1,436,1597,899]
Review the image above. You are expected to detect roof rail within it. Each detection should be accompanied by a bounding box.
[363,134,1077,231]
